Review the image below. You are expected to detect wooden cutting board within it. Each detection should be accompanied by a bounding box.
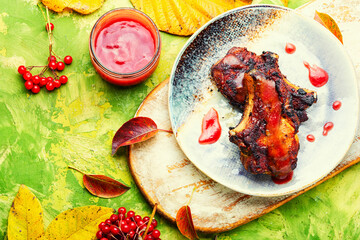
[129,0,360,233]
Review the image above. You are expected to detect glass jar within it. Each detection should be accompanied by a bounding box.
[89,8,161,86]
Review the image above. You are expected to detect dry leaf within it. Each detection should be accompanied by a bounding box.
[176,205,199,240]
[7,185,45,240]
[45,206,115,240]
[83,174,130,198]
[68,166,130,198]
[131,0,252,36]
[314,10,343,44]
[41,0,105,14]
[112,116,171,155]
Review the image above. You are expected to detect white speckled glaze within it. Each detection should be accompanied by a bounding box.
[168,5,359,197]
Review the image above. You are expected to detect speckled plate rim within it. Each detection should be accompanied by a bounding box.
[168,4,359,197]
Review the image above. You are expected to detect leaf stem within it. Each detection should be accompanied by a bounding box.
[187,186,197,206]
[68,165,86,175]
[143,203,158,236]
[158,129,173,134]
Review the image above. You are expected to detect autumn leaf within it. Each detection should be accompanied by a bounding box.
[7,185,45,240]
[176,205,199,240]
[41,0,105,14]
[68,166,130,198]
[314,11,343,44]
[45,206,114,240]
[112,116,171,155]
[130,0,252,36]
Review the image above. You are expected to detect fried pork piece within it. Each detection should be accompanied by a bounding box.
[210,47,317,178]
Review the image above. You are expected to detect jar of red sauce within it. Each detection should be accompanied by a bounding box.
[89,8,161,86]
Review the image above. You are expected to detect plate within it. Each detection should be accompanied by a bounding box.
[168,5,359,197]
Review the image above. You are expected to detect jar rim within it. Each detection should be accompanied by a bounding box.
[89,7,161,76]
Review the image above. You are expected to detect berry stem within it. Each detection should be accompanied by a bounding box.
[143,203,158,237]
[68,165,87,175]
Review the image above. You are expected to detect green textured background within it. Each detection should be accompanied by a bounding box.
[1,0,360,239]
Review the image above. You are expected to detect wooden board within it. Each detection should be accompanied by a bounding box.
[129,0,360,234]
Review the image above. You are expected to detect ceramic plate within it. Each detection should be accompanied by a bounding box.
[168,5,359,197]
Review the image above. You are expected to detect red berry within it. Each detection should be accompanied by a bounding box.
[128,230,135,238]
[138,220,145,227]
[18,65,26,75]
[125,217,132,224]
[151,219,158,228]
[143,216,150,223]
[102,225,110,234]
[148,224,154,232]
[31,85,40,94]
[127,211,135,218]
[100,238,108,240]
[120,220,127,226]
[105,219,112,225]
[140,225,146,231]
[152,229,160,238]
[121,224,130,233]
[145,235,154,240]
[25,80,33,90]
[134,215,142,223]
[110,214,118,222]
[118,207,126,215]
[64,55,73,65]
[96,230,103,239]
[53,80,61,88]
[48,56,57,62]
[57,61,65,71]
[49,61,57,70]
[98,222,106,230]
[46,23,54,31]
[46,81,55,91]
[23,71,32,81]
[32,75,40,84]
[110,226,120,235]
[39,77,47,87]
[46,76,54,82]
[129,221,137,231]
[118,213,125,220]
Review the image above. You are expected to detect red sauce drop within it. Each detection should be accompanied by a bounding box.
[332,100,342,110]
[303,61,329,87]
[285,43,296,54]
[95,20,155,73]
[323,122,334,136]
[306,134,315,142]
[198,108,221,145]
[272,171,293,184]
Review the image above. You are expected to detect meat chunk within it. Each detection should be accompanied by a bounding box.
[210,47,316,178]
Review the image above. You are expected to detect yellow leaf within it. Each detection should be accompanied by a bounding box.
[44,206,115,240]
[7,185,45,240]
[131,0,252,36]
[41,0,105,15]
[314,10,343,44]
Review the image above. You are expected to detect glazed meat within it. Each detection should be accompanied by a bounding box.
[210,47,317,178]
[211,47,317,130]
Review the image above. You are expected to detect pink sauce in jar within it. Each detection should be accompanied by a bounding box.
[95,20,155,74]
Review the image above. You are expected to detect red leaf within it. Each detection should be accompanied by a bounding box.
[176,205,199,240]
[112,117,159,155]
[314,11,343,44]
[83,174,130,198]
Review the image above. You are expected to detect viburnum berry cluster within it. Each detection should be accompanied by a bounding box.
[96,207,161,240]
[17,6,73,94]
